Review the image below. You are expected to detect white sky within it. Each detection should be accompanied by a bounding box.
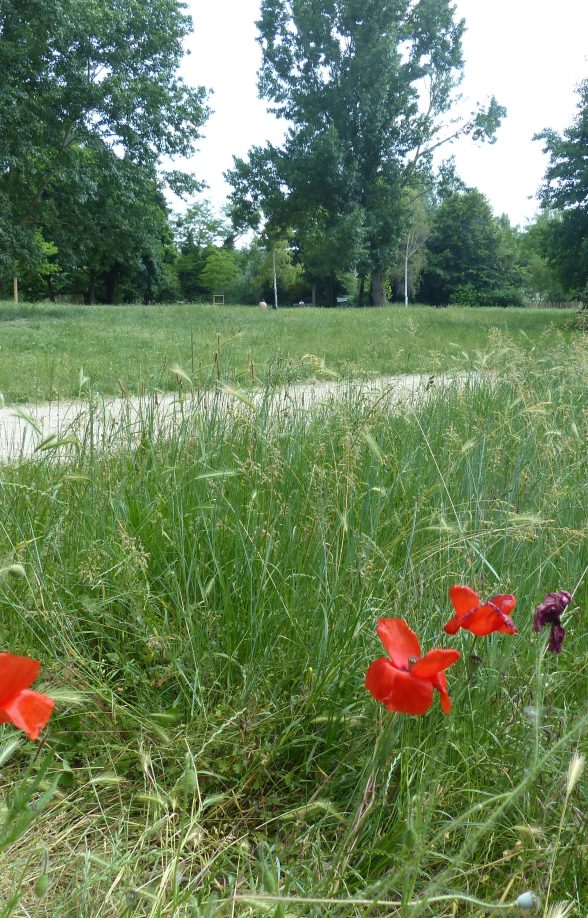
[180,0,588,227]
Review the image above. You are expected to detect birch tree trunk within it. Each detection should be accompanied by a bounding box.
[404,234,410,306]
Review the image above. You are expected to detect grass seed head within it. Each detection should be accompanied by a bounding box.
[566,752,585,795]
[3,563,26,579]
[544,903,574,918]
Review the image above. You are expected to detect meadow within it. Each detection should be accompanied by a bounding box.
[0,311,587,916]
[0,301,577,403]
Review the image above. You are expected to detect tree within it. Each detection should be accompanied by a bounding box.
[174,202,231,252]
[535,80,588,301]
[32,144,178,304]
[254,237,302,303]
[392,189,432,305]
[518,216,567,304]
[174,202,232,301]
[292,206,365,305]
[199,249,240,295]
[228,0,504,305]
[225,237,303,305]
[0,0,208,286]
[419,189,521,305]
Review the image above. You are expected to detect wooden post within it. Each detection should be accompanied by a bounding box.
[13,276,18,304]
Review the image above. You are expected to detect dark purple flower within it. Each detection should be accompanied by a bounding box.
[533,590,573,653]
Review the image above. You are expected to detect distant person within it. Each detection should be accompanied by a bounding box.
[259,300,268,309]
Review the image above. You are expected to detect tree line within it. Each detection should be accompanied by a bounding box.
[1,0,586,307]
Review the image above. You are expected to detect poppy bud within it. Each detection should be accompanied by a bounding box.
[34,874,50,897]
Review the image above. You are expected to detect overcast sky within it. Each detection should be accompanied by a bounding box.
[180,0,588,227]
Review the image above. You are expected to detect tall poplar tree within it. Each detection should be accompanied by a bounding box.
[229,0,504,304]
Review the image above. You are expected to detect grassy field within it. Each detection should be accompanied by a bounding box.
[0,301,577,403]
[1,331,587,915]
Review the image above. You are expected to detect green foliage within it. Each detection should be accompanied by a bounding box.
[420,190,521,305]
[535,79,588,300]
[518,216,567,303]
[391,188,433,303]
[199,248,240,295]
[448,283,483,307]
[449,284,523,308]
[251,238,302,298]
[12,233,61,301]
[292,205,366,303]
[33,145,180,304]
[174,201,231,252]
[0,0,208,294]
[172,202,235,302]
[534,211,588,303]
[229,1,504,303]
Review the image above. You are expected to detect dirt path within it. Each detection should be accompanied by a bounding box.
[0,372,481,463]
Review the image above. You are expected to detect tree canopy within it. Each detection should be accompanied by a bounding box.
[228,0,504,304]
[1,4,585,309]
[535,80,588,301]
[0,0,209,299]
[419,190,522,306]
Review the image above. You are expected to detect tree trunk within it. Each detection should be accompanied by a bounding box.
[311,282,316,307]
[105,266,119,304]
[88,273,97,305]
[358,275,366,308]
[327,275,335,308]
[404,235,410,306]
[46,275,56,302]
[272,247,278,309]
[370,270,387,306]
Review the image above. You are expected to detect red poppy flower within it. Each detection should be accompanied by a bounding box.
[365,618,460,715]
[0,654,54,740]
[443,585,517,636]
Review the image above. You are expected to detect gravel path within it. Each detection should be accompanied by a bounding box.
[0,372,480,463]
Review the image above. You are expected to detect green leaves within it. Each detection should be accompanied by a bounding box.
[420,190,522,306]
[534,79,588,300]
[0,0,209,298]
[231,1,504,300]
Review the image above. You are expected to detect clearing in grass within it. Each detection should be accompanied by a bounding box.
[0,301,577,403]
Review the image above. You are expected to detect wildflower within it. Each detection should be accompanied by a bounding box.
[533,590,572,653]
[0,653,54,740]
[365,618,460,715]
[444,585,517,636]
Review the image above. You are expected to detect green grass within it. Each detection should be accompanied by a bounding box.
[0,301,577,403]
[1,332,587,915]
